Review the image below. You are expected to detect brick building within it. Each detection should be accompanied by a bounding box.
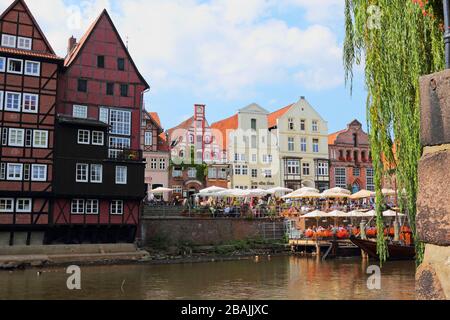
[328,120,374,193]
[0,0,63,245]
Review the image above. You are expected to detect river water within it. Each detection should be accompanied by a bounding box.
[0,256,415,300]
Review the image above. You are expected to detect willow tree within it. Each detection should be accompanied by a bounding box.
[344,0,444,264]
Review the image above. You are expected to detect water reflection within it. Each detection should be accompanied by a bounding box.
[0,257,415,300]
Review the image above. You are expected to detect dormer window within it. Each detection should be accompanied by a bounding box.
[1,34,16,48]
[17,37,32,50]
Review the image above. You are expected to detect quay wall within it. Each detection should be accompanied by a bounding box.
[416,71,450,300]
[140,217,286,247]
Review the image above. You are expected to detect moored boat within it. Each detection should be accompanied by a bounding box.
[350,237,416,261]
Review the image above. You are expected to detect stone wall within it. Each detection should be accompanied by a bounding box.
[416,71,450,300]
[140,217,286,247]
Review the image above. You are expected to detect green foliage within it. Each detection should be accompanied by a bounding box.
[344,0,443,265]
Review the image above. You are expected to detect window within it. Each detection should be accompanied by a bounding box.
[110,110,131,136]
[251,135,257,148]
[25,61,40,76]
[251,119,257,131]
[78,130,90,145]
[312,120,319,132]
[7,163,23,181]
[252,169,258,178]
[78,79,87,92]
[111,200,124,215]
[208,168,217,179]
[287,160,300,175]
[90,164,103,183]
[1,128,7,145]
[99,107,109,123]
[71,200,85,214]
[288,137,295,152]
[1,34,16,48]
[300,119,306,131]
[106,82,114,95]
[303,163,311,176]
[8,128,24,147]
[0,57,6,72]
[300,137,307,152]
[0,91,3,109]
[33,130,48,148]
[73,105,88,119]
[92,131,104,146]
[5,92,21,111]
[242,165,248,175]
[0,163,6,180]
[8,58,23,74]
[234,165,242,175]
[97,55,105,68]
[0,198,14,212]
[335,168,347,189]
[263,170,272,178]
[353,167,361,177]
[16,199,32,213]
[172,186,183,194]
[288,118,294,130]
[17,37,32,50]
[172,167,182,178]
[116,166,127,184]
[150,158,157,170]
[120,84,128,97]
[353,133,358,147]
[145,131,152,146]
[159,159,166,170]
[188,167,197,178]
[31,164,47,181]
[76,164,89,183]
[317,162,329,176]
[23,93,38,113]
[313,139,319,153]
[218,168,227,179]
[367,168,375,191]
[86,200,99,215]
[117,58,125,71]
[109,137,130,150]
[23,164,30,181]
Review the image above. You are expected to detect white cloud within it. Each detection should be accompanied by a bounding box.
[0,0,345,97]
[283,0,345,24]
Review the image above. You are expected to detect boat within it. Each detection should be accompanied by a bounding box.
[350,236,416,261]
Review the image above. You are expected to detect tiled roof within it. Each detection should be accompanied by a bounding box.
[328,130,346,145]
[167,116,194,138]
[211,114,239,151]
[267,104,294,128]
[149,112,161,128]
[0,47,62,60]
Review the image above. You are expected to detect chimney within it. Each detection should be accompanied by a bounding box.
[300,96,305,100]
[68,36,77,55]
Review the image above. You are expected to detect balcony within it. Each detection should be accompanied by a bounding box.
[109,149,143,162]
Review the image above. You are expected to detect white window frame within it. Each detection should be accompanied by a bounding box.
[287,160,300,175]
[71,199,85,215]
[0,57,5,73]
[302,162,311,176]
[5,92,21,112]
[16,198,32,213]
[92,131,104,146]
[17,37,32,50]
[300,137,307,153]
[24,60,40,76]
[313,139,320,153]
[1,34,16,48]
[7,163,23,181]
[73,105,88,119]
[115,166,128,185]
[78,130,90,145]
[288,137,295,152]
[31,164,47,182]
[99,107,109,124]
[86,200,99,215]
[110,109,131,136]
[0,91,3,110]
[76,164,89,183]
[33,130,48,148]
[0,198,14,213]
[7,58,23,74]
[317,162,329,177]
[110,200,124,215]
[90,164,103,184]
[335,168,347,189]
[312,120,319,132]
[159,158,166,170]
[22,93,39,113]
[145,131,152,146]
[187,167,197,178]
[8,128,24,147]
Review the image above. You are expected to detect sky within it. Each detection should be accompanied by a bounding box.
[2,0,367,133]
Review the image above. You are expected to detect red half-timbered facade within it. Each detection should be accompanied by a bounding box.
[50,10,149,244]
[0,0,62,245]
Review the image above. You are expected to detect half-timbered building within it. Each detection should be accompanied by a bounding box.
[0,0,62,245]
[51,10,149,244]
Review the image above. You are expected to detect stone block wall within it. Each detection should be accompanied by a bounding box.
[416,70,450,300]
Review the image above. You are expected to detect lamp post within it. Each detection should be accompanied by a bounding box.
[444,0,450,68]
